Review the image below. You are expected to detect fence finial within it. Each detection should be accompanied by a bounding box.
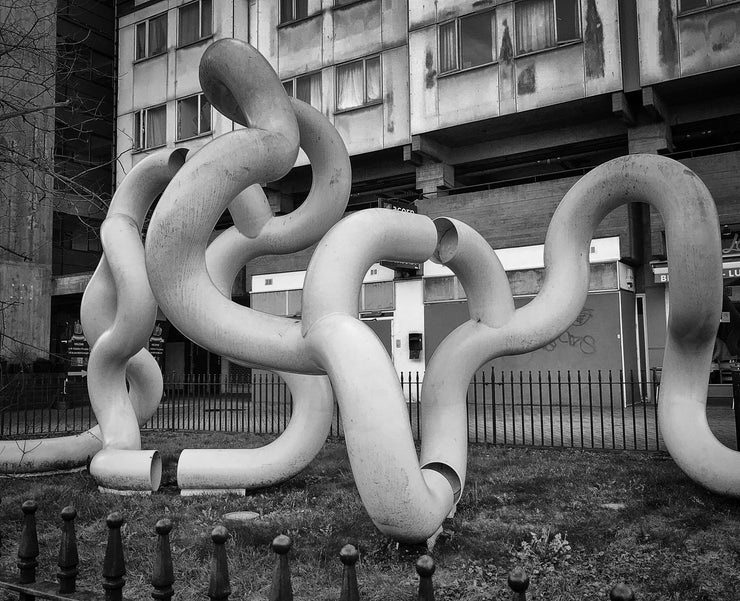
[103,512,126,601]
[270,534,293,601]
[609,583,636,601]
[152,518,175,601]
[208,526,231,601]
[507,566,529,601]
[338,544,360,601]
[18,499,39,590]
[415,555,435,601]
[57,506,79,594]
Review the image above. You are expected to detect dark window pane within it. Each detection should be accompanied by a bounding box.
[555,0,580,42]
[135,22,146,59]
[280,0,293,22]
[516,0,555,54]
[200,97,211,133]
[178,96,198,140]
[296,75,312,103]
[681,0,707,10]
[201,0,212,36]
[179,2,200,45]
[460,12,494,68]
[296,0,308,19]
[283,80,294,96]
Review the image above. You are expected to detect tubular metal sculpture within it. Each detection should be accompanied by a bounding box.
[1,38,734,542]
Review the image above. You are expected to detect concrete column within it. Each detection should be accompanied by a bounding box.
[415,161,455,198]
[627,122,673,155]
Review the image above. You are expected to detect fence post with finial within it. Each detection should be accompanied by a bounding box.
[102,512,126,601]
[152,518,175,601]
[208,526,230,601]
[57,506,79,594]
[17,500,39,601]
[416,555,435,601]
[610,583,636,601]
[270,535,293,601]
[338,544,360,601]
[508,566,529,601]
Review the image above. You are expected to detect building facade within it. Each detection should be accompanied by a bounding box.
[116,0,740,386]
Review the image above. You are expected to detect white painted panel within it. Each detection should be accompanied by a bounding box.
[118,26,136,115]
[679,4,740,76]
[438,64,499,129]
[278,17,323,77]
[409,0,436,29]
[334,104,384,155]
[174,45,206,98]
[392,278,426,380]
[497,4,517,116]
[584,0,623,96]
[132,57,169,108]
[382,0,408,46]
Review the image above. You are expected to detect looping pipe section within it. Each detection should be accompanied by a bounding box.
[145,39,347,374]
[146,40,351,493]
[80,149,187,492]
[0,150,185,476]
[421,154,731,505]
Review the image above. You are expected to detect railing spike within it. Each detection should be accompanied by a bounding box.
[270,534,293,601]
[338,544,360,601]
[18,499,39,601]
[57,506,79,594]
[152,518,175,601]
[609,583,636,601]
[507,566,529,601]
[102,512,126,601]
[415,555,435,601]
[208,526,231,601]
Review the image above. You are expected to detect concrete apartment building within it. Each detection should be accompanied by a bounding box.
[5,0,738,389]
[114,0,740,389]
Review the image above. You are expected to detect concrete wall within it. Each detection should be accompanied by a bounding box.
[637,0,740,85]
[409,0,622,136]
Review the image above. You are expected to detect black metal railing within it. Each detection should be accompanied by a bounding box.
[1,369,729,453]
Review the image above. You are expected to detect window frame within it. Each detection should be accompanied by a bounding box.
[438,9,498,76]
[678,0,739,15]
[282,71,323,111]
[334,55,382,113]
[513,0,582,58]
[177,0,213,48]
[280,0,309,24]
[133,104,167,152]
[134,12,168,61]
[176,93,212,141]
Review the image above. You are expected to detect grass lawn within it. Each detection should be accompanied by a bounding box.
[1,431,740,600]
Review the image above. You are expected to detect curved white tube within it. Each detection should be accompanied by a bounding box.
[145,39,325,373]
[89,449,162,494]
[302,209,456,542]
[0,150,185,475]
[421,154,731,499]
[166,92,350,493]
[176,371,335,493]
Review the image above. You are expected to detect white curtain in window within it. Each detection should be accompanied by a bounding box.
[516,0,554,54]
[337,62,363,110]
[147,107,166,148]
[149,15,167,55]
[365,57,381,102]
[439,21,457,73]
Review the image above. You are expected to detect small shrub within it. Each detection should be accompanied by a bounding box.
[512,527,572,575]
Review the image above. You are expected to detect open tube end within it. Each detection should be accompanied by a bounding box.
[421,461,463,502]
[89,448,162,493]
[432,218,458,264]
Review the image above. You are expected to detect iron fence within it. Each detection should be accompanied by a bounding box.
[0,369,730,452]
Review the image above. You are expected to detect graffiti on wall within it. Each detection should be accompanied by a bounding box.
[544,307,597,354]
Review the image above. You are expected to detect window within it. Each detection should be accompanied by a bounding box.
[336,56,381,111]
[177,93,211,140]
[280,0,308,23]
[679,0,735,12]
[134,105,166,151]
[515,0,580,55]
[283,72,322,111]
[178,0,212,47]
[135,13,167,60]
[439,11,497,74]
